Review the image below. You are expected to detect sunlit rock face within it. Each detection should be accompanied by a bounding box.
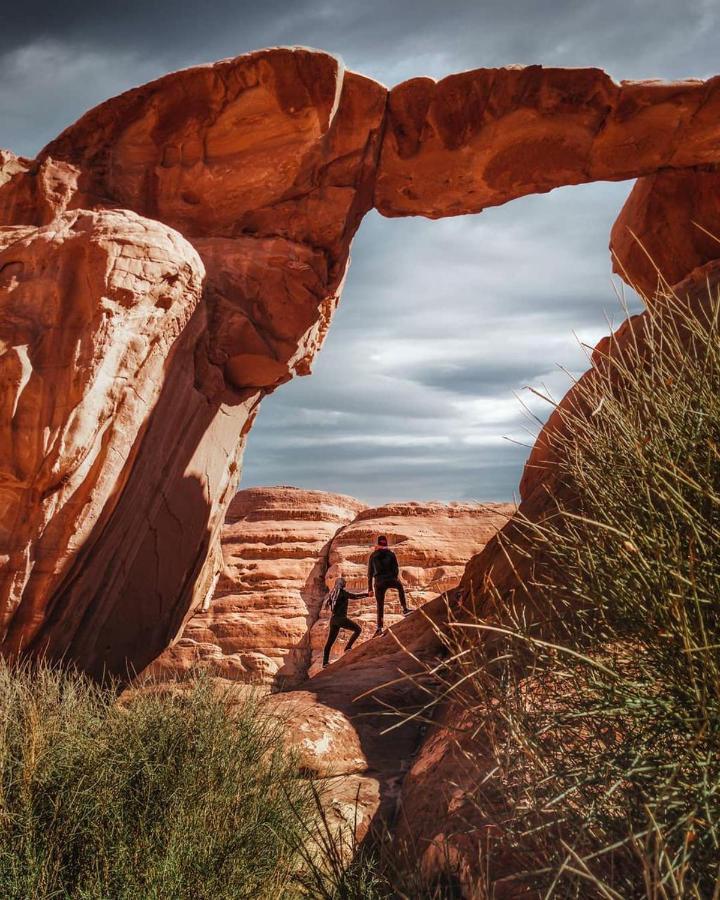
[375,66,720,218]
[146,486,365,688]
[308,501,514,673]
[0,209,208,667]
[0,49,385,677]
[2,48,720,684]
[146,491,511,686]
[3,47,720,889]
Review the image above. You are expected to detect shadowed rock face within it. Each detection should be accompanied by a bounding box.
[2,48,720,681]
[146,490,511,686]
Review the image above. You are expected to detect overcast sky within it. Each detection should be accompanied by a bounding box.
[2,1,717,504]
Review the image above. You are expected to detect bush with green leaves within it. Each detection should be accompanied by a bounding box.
[0,664,316,899]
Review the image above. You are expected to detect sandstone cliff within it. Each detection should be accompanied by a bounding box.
[147,489,511,687]
[0,50,385,677]
[148,486,365,688]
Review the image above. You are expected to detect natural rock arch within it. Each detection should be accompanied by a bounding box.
[1,47,720,677]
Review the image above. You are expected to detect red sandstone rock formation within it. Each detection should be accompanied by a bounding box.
[0,49,385,677]
[3,52,720,675]
[375,67,720,219]
[147,491,510,686]
[393,262,720,893]
[3,50,720,889]
[309,501,513,673]
[148,486,365,688]
[610,167,720,297]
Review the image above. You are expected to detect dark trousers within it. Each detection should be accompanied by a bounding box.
[322,615,362,665]
[374,578,407,628]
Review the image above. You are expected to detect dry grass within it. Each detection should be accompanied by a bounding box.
[376,283,720,898]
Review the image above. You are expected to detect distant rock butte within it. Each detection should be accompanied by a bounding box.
[147,488,512,687]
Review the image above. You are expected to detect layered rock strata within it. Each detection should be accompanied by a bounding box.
[148,491,511,687]
[309,501,513,673]
[4,50,720,890]
[148,486,365,688]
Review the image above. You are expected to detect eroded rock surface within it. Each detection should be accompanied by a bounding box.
[0,49,385,676]
[148,486,365,688]
[147,491,510,686]
[0,209,207,662]
[3,51,720,676]
[309,501,513,673]
[376,67,720,218]
[394,262,720,893]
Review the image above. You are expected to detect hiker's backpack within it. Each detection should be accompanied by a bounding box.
[372,548,398,580]
[326,584,342,612]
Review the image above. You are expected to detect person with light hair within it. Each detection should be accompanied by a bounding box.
[321,576,367,668]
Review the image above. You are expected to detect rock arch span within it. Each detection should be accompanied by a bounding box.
[1,46,719,677]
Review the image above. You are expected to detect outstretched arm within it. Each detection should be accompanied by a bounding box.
[347,590,369,599]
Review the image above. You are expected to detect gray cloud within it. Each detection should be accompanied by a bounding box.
[1,1,710,502]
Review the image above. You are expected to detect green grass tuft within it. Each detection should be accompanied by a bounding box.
[0,663,315,899]
[442,285,720,896]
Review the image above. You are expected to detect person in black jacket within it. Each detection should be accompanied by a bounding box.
[367,535,410,635]
[322,576,367,668]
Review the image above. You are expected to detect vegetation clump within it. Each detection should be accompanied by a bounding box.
[436,286,720,897]
[0,667,315,899]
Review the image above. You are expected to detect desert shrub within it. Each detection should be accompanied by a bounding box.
[424,286,720,897]
[0,663,316,899]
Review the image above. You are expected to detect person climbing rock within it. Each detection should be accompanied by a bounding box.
[321,576,367,668]
[367,535,410,636]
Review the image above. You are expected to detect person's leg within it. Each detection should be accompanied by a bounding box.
[393,578,408,612]
[344,619,362,652]
[322,618,341,666]
[375,581,388,631]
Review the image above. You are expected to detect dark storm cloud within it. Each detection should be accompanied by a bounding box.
[2,0,717,502]
[2,0,717,79]
[405,360,563,397]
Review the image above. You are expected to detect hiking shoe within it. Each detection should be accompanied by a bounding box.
[402,607,412,616]
[373,627,385,637]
